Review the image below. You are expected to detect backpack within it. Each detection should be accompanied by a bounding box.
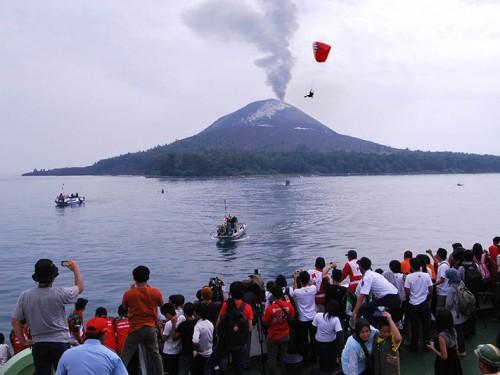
[218,299,249,351]
[463,263,483,293]
[457,283,476,317]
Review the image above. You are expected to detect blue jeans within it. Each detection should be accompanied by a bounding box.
[32,342,70,375]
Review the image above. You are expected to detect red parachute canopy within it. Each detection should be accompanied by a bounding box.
[312,41,331,63]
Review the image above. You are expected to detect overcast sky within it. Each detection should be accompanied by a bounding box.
[1,0,500,174]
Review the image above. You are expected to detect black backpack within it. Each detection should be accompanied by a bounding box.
[218,299,249,351]
[463,263,483,293]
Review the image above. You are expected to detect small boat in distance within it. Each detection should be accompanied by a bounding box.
[285,179,291,186]
[457,183,464,187]
[55,192,85,207]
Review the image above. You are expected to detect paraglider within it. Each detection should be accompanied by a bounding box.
[312,41,331,63]
[306,41,332,99]
[304,89,314,98]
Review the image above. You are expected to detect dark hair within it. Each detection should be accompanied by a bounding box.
[133,265,150,283]
[117,304,127,317]
[357,257,372,271]
[436,248,447,261]
[183,302,195,317]
[355,318,371,340]
[298,271,310,285]
[194,302,208,320]
[160,303,176,317]
[452,242,463,250]
[275,275,287,288]
[389,260,401,274]
[266,281,275,292]
[377,316,390,329]
[410,257,422,272]
[324,300,340,320]
[85,332,104,341]
[481,361,499,373]
[315,257,326,269]
[493,236,500,245]
[435,309,454,333]
[95,307,107,317]
[271,284,283,299]
[472,243,483,258]
[375,268,384,274]
[0,333,4,344]
[331,269,342,282]
[463,249,474,262]
[169,294,185,308]
[196,289,202,301]
[403,251,413,259]
[75,298,88,311]
[229,281,245,300]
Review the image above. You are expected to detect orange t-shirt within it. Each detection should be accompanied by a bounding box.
[401,259,411,275]
[122,286,164,333]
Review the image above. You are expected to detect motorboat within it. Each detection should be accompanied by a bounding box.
[215,215,246,241]
[285,179,291,186]
[55,193,85,207]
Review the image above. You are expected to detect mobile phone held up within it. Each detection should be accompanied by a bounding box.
[61,260,71,267]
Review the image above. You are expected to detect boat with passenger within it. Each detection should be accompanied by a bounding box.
[55,193,85,207]
[215,214,246,241]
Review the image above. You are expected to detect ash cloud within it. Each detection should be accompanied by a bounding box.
[183,0,298,100]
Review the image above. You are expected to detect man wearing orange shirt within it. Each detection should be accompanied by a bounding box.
[400,251,413,275]
[488,237,500,279]
[120,265,164,375]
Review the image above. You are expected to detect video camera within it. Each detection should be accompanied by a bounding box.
[208,276,225,303]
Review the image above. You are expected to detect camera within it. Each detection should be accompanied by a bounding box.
[208,277,225,302]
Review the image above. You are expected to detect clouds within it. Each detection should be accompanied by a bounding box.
[1,0,500,174]
[183,0,298,100]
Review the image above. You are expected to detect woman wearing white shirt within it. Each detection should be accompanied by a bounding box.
[312,300,344,374]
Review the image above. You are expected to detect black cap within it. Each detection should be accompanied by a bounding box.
[32,259,59,283]
[357,257,372,271]
[345,250,357,259]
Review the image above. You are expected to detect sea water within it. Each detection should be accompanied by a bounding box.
[1,173,499,334]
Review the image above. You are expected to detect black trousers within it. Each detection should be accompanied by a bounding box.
[316,340,337,373]
[408,300,431,350]
[295,320,316,367]
[32,342,70,375]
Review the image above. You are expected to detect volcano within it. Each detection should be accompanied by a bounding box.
[166,99,392,153]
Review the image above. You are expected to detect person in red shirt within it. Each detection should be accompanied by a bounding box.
[9,322,30,354]
[341,250,363,293]
[400,250,413,275]
[488,236,500,279]
[114,305,129,355]
[67,298,88,345]
[120,265,164,375]
[95,307,117,352]
[262,284,295,375]
[308,257,329,311]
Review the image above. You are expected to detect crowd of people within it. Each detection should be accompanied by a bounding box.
[2,237,500,375]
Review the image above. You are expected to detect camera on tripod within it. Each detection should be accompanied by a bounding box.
[208,276,225,302]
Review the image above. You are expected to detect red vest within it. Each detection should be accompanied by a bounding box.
[114,317,130,354]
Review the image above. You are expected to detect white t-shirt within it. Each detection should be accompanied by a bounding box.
[359,270,398,299]
[312,313,343,343]
[290,285,317,321]
[193,319,214,358]
[308,269,323,291]
[436,261,450,296]
[404,271,433,305]
[162,315,186,355]
[0,344,11,365]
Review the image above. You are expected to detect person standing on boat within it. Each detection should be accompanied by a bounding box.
[55,317,128,375]
[309,257,329,312]
[67,298,88,345]
[351,257,401,326]
[290,270,317,367]
[11,259,84,375]
[428,248,450,310]
[341,250,363,294]
[120,265,164,375]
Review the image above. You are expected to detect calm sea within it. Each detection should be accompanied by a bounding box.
[1,174,499,334]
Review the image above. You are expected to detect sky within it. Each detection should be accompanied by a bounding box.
[1,0,500,174]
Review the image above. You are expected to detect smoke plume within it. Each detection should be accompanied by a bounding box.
[183,0,298,100]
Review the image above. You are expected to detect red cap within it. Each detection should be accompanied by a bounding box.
[86,317,109,334]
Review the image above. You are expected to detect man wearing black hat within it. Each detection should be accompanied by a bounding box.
[12,259,84,375]
[351,257,401,326]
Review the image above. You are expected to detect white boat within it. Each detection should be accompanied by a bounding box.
[55,193,85,207]
[215,215,246,241]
